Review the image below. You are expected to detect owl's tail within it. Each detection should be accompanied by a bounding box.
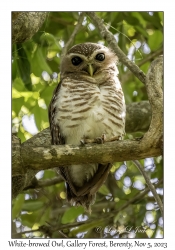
[65,163,112,213]
[67,186,96,213]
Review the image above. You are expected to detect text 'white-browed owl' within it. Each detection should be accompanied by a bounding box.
[49,42,125,211]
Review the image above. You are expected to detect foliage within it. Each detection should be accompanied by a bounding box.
[12,12,163,239]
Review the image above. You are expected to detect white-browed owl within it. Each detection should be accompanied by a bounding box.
[49,42,125,211]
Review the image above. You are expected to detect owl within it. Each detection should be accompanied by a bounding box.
[49,42,125,211]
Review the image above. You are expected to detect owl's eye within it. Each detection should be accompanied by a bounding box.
[71,56,82,66]
[95,53,105,61]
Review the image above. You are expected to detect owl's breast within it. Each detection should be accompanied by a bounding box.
[54,77,125,145]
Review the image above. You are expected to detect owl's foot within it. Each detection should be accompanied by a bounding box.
[95,133,106,144]
[80,134,122,145]
[106,135,122,142]
[80,134,106,145]
[80,138,95,145]
[80,138,88,145]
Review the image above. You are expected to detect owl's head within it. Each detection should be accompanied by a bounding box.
[60,43,118,80]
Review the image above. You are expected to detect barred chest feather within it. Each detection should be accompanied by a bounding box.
[53,73,125,187]
[54,78,125,142]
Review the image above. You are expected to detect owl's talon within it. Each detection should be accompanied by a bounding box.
[108,135,122,142]
[80,139,86,146]
[95,135,105,144]
[95,137,103,144]
[102,133,106,142]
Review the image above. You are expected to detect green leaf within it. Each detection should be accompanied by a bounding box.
[12,194,25,219]
[40,32,61,51]
[40,82,58,106]
[32,103,48,131]
[158,12,164,23]
[40,32,57,44]
[16,44,32,90]
[31,47,52,77]
[140,61,150,74]
[17,128,26,143]
[32,103,42,130]
[43,169,56,179]
[140,12,162,29]
[148,30,163,51]
[124,15,139,25]
[21,213,38,228]
[61,207,84,224]
[135,25,148,38]
[13,77,27,92]
[12,58,18,81]
[12,97,24,115]
[22,200,44,211]
[69,218,105,237]
[98,184,110,195]
[131,12,147,27]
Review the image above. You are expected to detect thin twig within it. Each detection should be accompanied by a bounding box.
[12,221,87,238]
[86,12,146,84]
[23,176,64,191]
[58,230,68,238]
[132,160,163,216]
[37,176,64,187]
[116,178,163,212]
[138,48,163,67]
[61,12,85,62]
[122,48,163,84]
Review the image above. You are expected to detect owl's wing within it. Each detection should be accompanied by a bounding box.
[48,82,65,145]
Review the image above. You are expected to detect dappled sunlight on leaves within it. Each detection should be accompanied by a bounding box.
[22,115,38,135]
[115,164,127,180]
[133,180,145,190]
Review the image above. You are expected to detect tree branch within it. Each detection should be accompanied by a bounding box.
[20,139,160,171]
[61,13,85,62]
[133,160,163,216]
[23,176,64,190]
[125,101,151,133]
[143,56,163,152]
[12,12,47,43]
[86,12,146,84]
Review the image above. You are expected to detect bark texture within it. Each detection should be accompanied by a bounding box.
[12,12,47,43]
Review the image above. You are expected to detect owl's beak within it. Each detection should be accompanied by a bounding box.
[87,64,94,77]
